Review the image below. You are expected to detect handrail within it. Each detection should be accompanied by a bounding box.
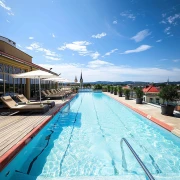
[120,138,155,180]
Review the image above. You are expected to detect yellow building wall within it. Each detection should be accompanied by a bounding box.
[0,40,32,62]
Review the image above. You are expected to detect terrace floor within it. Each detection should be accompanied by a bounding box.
[0,94,75,161]
[104,92,180,138]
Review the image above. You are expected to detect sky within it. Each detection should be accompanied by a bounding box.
[0,0,180,82]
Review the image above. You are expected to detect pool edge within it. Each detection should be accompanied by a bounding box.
[0,94,76,172]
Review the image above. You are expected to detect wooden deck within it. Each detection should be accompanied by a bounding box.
[0,94,75,158]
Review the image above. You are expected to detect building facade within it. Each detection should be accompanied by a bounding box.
[143,85,162,104]
[0,36,57,99]
[74,76,78,83]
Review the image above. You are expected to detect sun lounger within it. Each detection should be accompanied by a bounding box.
[16,94,55,108]
[0,96,49,113]
[46,90,52,95]
[51,89,67,96]
[42,91,64,99]
[55,89,72,96]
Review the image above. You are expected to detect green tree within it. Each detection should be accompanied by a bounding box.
[135,87,144,98]
[114,86,117,95]
[159,85,179,105]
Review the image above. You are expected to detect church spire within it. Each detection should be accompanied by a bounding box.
[74,76,78,83]
[167,77,169,85]
[80,71,83,88]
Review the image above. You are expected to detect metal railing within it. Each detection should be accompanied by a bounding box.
[120,138,155,180]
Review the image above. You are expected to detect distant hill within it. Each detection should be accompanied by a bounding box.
[83,81,180,85]
[84,81,149,85]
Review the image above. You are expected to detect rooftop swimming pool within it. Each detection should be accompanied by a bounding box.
[1,92,180,180]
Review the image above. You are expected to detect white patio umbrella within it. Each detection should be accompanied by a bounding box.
[55,79,72,83]
[44,78,72,88]
[43,77,66,82]
[55,79,72,90]
[11,70,58,103]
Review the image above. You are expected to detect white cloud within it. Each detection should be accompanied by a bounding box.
[0,1,10,10]
[66,42,88,52]
[104,49,118,56]
[87,60,113,68]
[113,20,117,24]
[173,59,180,63]
[26,42,40,50]
[44,56,61,61]
[160,13,180,25]
[58,41,99,59]
[120,11,136,20]
[92,32,107,39]
[6,19,10,23]
[131,29,151,42]
[29,37,34,40]
[58,41,90,52]
[160,20,166,24]
[38,63,180,82]
[90,51,100,59]
[164,27,171,34]
[26,42,61,60]
[167,14,180,25]
[121,45,152,54]
[7,12,14,15]
[0,1,14,15]
[156,39,162,43]
[52,33,55,38]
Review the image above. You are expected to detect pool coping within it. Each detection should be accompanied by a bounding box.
[104,92,174,133]
[0,95,76,172]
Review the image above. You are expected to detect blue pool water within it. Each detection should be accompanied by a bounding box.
[1,92,180,180]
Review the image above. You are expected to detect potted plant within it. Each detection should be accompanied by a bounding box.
[124,89,130,100]
[75,86,79,93]
[118,86,123,97]
[93,84,102,90]
[102,86,107,92]
[107,85,110,93]
[135,87,144,104]
[110,86,114,94]
[114,86,117,95]
[158,85,179,116]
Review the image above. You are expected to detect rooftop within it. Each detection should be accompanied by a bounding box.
[143,85,160,93]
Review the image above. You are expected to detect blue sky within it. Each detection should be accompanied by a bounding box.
[0,0,180,82]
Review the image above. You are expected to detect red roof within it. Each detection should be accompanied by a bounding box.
[143,85,159,93]
[122,85,131,90]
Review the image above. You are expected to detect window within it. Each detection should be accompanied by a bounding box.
[9,66,13,74]
[5,65,9,73]
[150,98,153,103]
[0,64,3,72]
[156,98,160,104]
[0,73,4,94]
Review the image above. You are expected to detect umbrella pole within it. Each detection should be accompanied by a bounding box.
[39,77,41,104]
